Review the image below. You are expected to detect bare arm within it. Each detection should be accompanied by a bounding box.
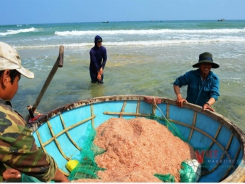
[52,169,69,182]
[2,168,68,182]
[202,97,216,112]
[173,85,187,108]
[203,76,219,112]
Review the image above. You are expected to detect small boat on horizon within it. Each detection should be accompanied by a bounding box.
[217,19,225,21]
[102,21,109,23]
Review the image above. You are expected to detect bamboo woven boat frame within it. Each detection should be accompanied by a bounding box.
[31,95,245,182]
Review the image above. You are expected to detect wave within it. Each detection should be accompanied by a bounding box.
[0,27,37,36]
[55,28,245,36]
[14,37,245,49]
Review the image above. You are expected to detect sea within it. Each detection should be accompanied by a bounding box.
[0,20,245,131]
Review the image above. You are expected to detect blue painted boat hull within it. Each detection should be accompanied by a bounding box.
[31,95,245,182]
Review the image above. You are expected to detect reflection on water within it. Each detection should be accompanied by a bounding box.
[89,83,105,98]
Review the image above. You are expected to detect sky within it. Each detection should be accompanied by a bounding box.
[0,0,244,25]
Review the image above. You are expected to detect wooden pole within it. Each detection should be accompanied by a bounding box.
[29,45,64,117]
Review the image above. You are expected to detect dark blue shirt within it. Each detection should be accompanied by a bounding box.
[173,69,220,106]
[89,35,107,72]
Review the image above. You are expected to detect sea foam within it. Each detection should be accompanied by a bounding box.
[0,27,37,36]
[55,28,245,36]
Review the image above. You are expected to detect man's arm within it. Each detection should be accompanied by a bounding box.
[203,97,216,111]
[173,85,187,108]
[53,168,69,182]
[90,50,100,72]
[1,168,68,182]
[203,76,220,111]
[101,47,107,70]
[173,71,190,108]
[0,123,68,182]
[98,48,107,76]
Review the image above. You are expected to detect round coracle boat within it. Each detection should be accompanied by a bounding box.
[30,95,245,182]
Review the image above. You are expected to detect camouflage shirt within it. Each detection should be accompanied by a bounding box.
[0,99,57,182]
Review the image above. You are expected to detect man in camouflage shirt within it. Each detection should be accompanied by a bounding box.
[0,42,69,182]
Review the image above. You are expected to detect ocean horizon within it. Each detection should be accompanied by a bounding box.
[1,19,244,26]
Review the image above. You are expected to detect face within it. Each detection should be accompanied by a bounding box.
[97,41,102,47]
[199,63,212,75]
[4,74,20,101]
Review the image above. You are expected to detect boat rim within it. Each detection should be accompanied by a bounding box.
[30,94,245,182]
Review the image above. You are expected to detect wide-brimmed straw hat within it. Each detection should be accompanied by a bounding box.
[0,42,34,78]
[192,52,219,68]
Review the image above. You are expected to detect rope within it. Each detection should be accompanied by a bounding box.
[149,104,187,142]
[155,104,175,130]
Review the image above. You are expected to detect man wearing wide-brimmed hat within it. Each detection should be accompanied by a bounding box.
[0,42,69,182]
[173,52,220,111]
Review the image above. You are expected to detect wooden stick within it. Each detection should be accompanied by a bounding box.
[42,115,95,146]
[31,45,64,113]
[104,111,150,117]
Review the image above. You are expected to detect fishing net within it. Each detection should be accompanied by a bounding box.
[154,159,201,182]
[68,123,106,181]
[180,160,201,182]
[154,173,175,182]
[147,114,188,143]
[21,174,41,182]
[67,104,202,182]
[146,105,202,182]
[150,114,202,182]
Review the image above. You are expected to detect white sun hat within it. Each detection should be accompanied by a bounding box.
[0,42,34,78]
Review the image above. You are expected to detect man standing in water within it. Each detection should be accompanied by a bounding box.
[0,42,68,182]
[89,35,107,84]
[173,52,220,111]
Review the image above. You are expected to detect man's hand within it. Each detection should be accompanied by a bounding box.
[3,168,21,180]
[173,85,187,108]
[203,103,214,112]
[97,73,102,81]
[99,68,103,75]
[176,94,187,108]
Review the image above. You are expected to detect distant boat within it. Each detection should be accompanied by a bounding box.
[102,21,109,23]
[217,19,225,21]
